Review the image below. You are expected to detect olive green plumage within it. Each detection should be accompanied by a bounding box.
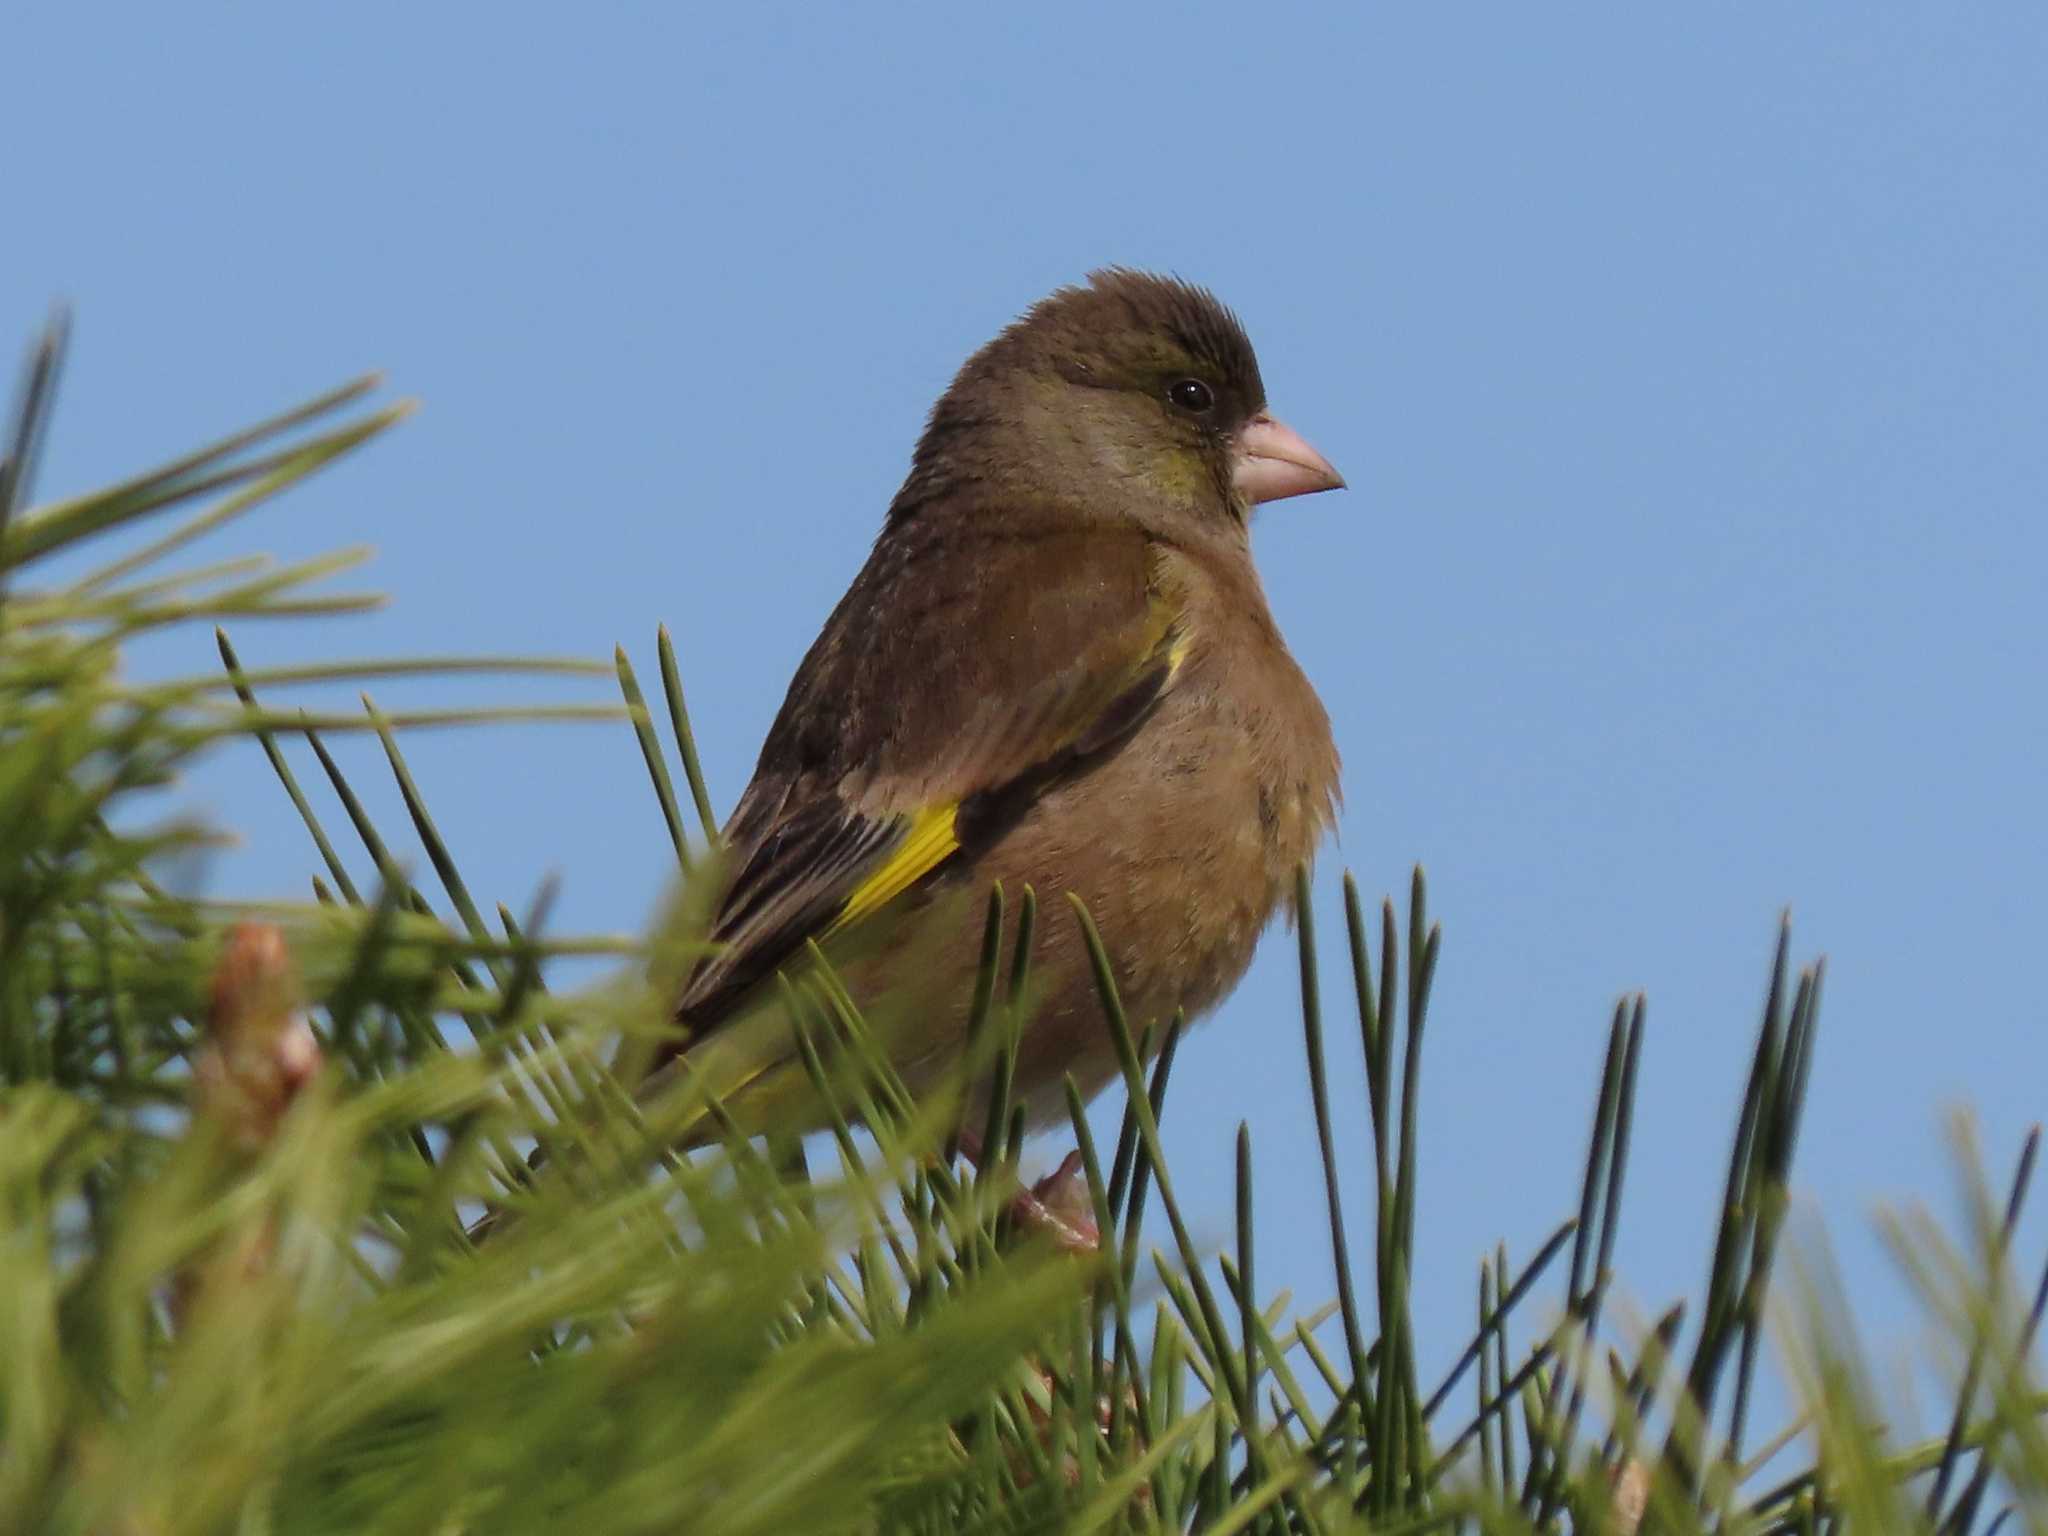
[654,269,1345,1134]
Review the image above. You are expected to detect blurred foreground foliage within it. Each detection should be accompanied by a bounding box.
[3,317,2045,1535]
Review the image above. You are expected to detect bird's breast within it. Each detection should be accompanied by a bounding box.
[990,626,1338,1021]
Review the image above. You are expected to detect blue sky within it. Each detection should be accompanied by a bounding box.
[10,5,2047,1451]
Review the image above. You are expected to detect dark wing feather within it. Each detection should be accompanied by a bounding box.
[670,518,1182,1046]
[674,799,918,1028]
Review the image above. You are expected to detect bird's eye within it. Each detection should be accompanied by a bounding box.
[1167,378,1215,414]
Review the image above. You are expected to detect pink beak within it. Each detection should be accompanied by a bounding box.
[1231,413,1345,505]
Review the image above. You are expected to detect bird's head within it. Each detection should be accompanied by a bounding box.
[894,269,1343,537]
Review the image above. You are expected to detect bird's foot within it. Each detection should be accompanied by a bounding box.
[1006,1149,1100,1254]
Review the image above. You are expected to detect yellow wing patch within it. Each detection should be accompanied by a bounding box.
[1165,623,1193,681]
[829,803,960,933]
[1145,549,1195,685]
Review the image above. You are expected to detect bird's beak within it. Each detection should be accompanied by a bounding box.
[1231,413,1345,505]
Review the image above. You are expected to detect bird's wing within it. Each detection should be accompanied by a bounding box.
[672,526,1187,1036]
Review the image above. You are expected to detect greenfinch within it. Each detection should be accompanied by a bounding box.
[655,269,1344,1140]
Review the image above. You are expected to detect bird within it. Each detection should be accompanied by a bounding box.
[646,268,1345,1154]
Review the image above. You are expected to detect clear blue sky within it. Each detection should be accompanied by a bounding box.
[10,5,2047,1448]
